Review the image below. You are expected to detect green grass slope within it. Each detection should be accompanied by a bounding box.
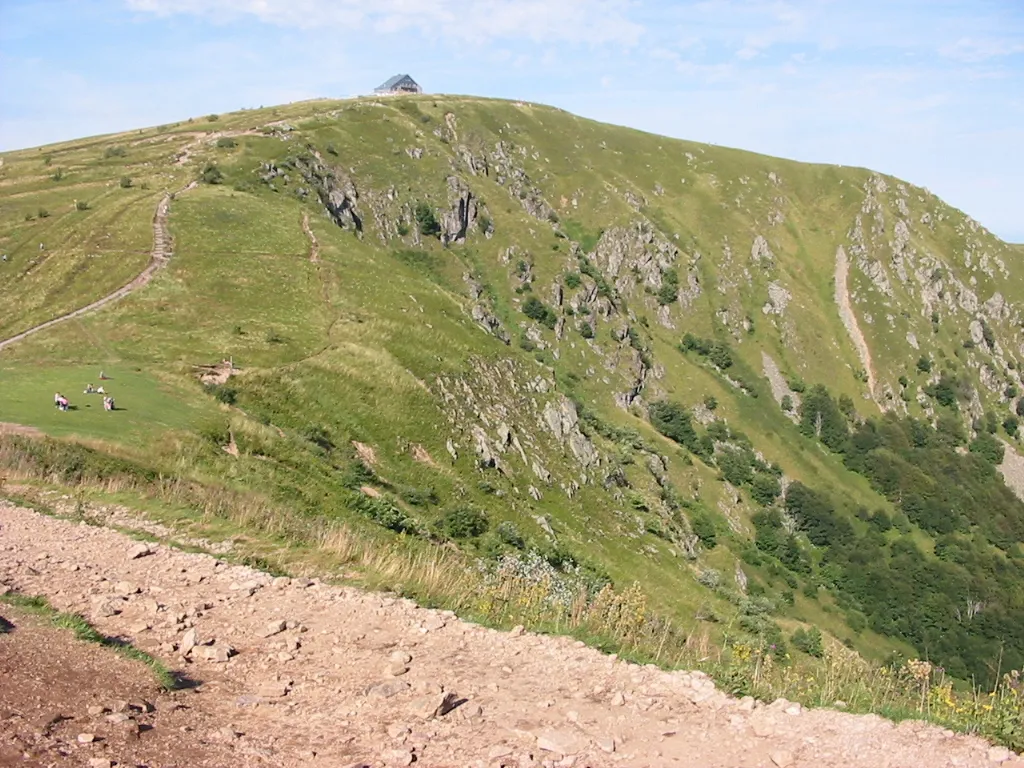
[1,95,1023,687]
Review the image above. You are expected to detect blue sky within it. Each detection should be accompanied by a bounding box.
[2,1,1022,242]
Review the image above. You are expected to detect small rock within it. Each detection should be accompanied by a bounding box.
[258,681,290,699]
[113,581,139,596]
[86,705,108,716]
[88,759,114,768]
[367,680,411,699]
[77,733,97,744]
[409,691,460,720]
[597,737,616,753]
[197,644,233,663]
[92,599,122,618]
[107,700,129,713]
[784,703,803,716]
[387,723,410,739]
[389,650,413,665]
[277,652,294,662]
[510,625,525,637]
[770,751,795,767]
[217,725,243,741]
[180,628,198,656]
[263,620,287,638]
[989,747,1015,763]
[610,692,625,707]
[536,729,587,755]
[752,720,774,738]
[106,713,132,724]
[128,543,152,559]
[388,663,409,677]
[381,748,414,767]
[421,615,445,632]
[129,621,151,634]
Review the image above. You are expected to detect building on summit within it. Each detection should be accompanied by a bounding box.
[374,74,422,95]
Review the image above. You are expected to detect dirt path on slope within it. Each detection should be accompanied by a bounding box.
[0,183,197,354]
[301,213,320,264]
[834,245,880,407]
[0,501,1019,768]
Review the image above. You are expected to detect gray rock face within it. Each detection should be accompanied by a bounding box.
[292,153,363,232]
[440,176,479,246]
[751,235,773,263]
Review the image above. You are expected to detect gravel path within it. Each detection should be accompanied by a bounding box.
[1,501,1020,767]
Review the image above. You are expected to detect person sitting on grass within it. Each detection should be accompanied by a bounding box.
[84,383,95,394]
[57,396,69,412]
[54,392,61,408]
[97,385,105,395]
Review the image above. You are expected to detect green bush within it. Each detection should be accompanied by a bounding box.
[434,506,489,539]
[414,202,440,237]
[75,200,90,211]
[648,400,701,455]
[103,146,127,158]
[579,323,594,339]
[119,176,133,189]
[791,626,824,657]
[917,356,933,373]
[564,272,581,289]
[690,510,717,548]
[522,296,557,329]
[200,164,224,185]
[216,136,237,149]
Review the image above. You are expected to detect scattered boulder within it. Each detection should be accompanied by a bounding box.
[536,729,588,755]
[408,691,460,720]
[127,542,153,559]
[262,619,287,638]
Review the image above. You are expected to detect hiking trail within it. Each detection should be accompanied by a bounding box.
[1,499,1019,768]
[0,183,197,354]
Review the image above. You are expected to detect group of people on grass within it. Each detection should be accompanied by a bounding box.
[53,372,116,413]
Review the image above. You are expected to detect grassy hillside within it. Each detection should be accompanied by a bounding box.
[2,96,1024,726]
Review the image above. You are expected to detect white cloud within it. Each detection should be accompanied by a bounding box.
[941,37,1024,63]
[124,0,645,46]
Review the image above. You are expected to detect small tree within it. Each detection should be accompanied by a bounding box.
[75,200,90,211]
[414,202,440,237]
[916,356,933,373]
[791,626,824,657]
[119,176,133,189]
[781,394,793,412]
[216,136,237,149]
[433,506,488,540]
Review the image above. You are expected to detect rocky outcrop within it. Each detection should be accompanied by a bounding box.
[440,177,479,246]
[290,153,363,233]
[835,245,879,406]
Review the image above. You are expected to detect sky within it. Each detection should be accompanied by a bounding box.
[2,1,1022,242]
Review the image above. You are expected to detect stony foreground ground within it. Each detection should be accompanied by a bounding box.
[1,500,1022,768]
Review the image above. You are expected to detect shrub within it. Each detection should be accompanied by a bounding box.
[522,297,557,329]
[1016,399,1024,418]
[791,626,824,657]
[75,200,90,211]
[325,143,338,155]
[37,208,50,219]
[780,394,793,412]
[119,176,133,188]
[750,473,782,506]
[704,396,718,411]
[477,214,492,234]
[788,376,806,393]
[207,114,220,121]
[396,222,410,237]
[264,329,283,344]
[203,384,237,405]
[648,400,702,455]
[414,202,440,237]
[579,323,594,339]
[216,136,237,149]
[103,146,127,158]
[564,272,581,289]
[917,356,933,373]
[434,506,489,539]
[200,164,224,185]
[51,168,64,181]
[494,521,526,549]
[690,510,717,548]
[1004,415,1020,438]
[657,268,679,305]
[969,433,1004,465]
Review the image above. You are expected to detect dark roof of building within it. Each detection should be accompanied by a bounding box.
[375,74,418,91]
